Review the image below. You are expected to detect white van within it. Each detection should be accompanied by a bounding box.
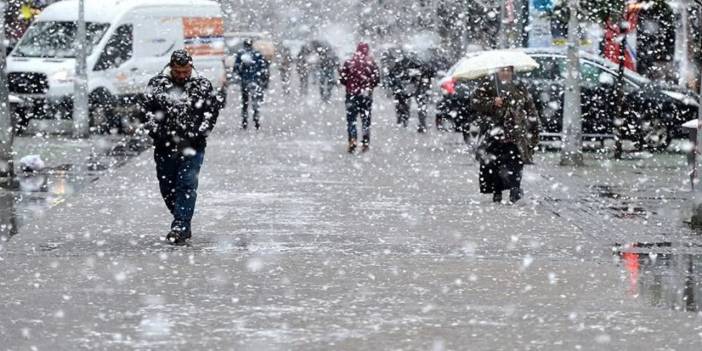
[7,0,227,132]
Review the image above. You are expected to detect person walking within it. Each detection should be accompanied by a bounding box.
[277,44,293,96]
[339,42,380,153]
[234,39,270,130]
[387,50,435,133]
[472,66,539,203]
[142,50,224,244]
[317,44,339,103]
[296,44,312,96]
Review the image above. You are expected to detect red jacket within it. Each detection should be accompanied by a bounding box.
[339,43,380,96]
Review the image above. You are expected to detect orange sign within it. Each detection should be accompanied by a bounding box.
[183,17,224,39]
[183,17,225,57]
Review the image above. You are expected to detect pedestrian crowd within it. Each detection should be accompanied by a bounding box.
[141,41,540,245]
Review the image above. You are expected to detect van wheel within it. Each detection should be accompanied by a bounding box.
[89,89,118,134]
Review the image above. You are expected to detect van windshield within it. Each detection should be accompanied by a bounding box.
[12,21,109,58]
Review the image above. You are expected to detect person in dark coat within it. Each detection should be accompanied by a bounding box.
[387,50,435,133]
[142,50,224,244]
[277,44,293,95]
[234,39,270,130]
[316,44,339,103]
[472,66,539,203]
[296,44,313,95]
[339,42,380,153]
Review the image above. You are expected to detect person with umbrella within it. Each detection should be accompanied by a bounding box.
[463,51,539,203]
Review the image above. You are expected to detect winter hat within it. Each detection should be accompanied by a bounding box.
[170,49,193,66]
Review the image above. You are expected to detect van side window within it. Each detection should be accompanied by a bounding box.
[94,25,133,71]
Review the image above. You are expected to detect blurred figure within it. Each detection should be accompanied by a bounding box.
[472,66,539,203]
[316,44,339,103]
[339,42,380,153]
[234,39,270,130]
[386,50,436,133]
[296,43,313,96]
[277,45,293,96]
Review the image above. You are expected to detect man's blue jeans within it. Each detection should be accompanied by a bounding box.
[345,94,373,145]
[154,148,205,234]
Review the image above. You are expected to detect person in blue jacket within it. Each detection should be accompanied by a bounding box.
[234,39,270,130]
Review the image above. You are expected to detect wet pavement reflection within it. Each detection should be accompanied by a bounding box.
[0,136,148,241]
[617,242,702,313]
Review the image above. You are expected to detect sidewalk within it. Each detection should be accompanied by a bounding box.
[1,91,701,350]
[0,133,147,240]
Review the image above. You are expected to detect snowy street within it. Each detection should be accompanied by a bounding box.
[2,84,702,350]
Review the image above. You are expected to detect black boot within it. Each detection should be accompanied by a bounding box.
[493,192,502,203]
[166,229,189,245]
[509,188,522,203]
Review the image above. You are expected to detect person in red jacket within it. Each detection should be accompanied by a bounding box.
[339,42,380,153]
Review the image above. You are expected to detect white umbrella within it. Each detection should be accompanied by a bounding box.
[451,49,539,80]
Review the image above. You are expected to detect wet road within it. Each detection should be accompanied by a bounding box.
[1,85,702,350]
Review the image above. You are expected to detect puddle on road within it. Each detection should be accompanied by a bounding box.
[0,136,149,242]
[615,242,702,313]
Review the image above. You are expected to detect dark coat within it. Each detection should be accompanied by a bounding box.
[472,76,540,163]
[142,70,224,152]
[477,137,523,194]
[472,75,538,193]
[235,44,270,88]
[386,52,435,98]
[339,43,380,96]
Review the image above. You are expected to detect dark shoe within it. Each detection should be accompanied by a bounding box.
[361,144,370,153]
[417,126,427,134]
[254,121,261,130]
[241,121,248,130]
[509,188,522,203]
[493,192,502,203]
[166,229,189,245]
[348,139,357,154]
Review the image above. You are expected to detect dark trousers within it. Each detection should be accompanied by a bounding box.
[395,93,428,129]
[154,148,205,233]
[478,140,523,194]
[345,94,373,145]
[241,83,263,125]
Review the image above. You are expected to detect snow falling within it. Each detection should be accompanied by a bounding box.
[0,0,702,349]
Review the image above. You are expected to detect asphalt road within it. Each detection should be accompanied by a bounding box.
[1,84,702,350]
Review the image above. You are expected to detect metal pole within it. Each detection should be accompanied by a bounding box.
[677,0,690,88]
[692,55,702,227]
[72,0,90,138]
[0,1,16,181]
[498,0,508,48]
[613,19,628,159]
[559,0,584,166]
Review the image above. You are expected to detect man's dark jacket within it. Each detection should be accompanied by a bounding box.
[142,70,224,152]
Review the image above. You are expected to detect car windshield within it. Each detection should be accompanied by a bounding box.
[12,21,109,58]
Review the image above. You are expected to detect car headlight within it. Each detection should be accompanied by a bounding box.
[662,90,699,107]
[51,70,74,83]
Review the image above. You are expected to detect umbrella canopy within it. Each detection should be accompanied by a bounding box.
[451,49,539,80]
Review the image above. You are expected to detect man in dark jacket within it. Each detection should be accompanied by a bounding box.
[316,43,338,103]
[339,42,380,153]
[387,50,435,133]
[142,50,224,244]
[235,39,270,130]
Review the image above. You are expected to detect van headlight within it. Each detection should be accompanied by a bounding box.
[51,70,74,83]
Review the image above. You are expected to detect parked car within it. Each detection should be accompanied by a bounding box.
[437,48,700,151]
[6,0,227,133]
